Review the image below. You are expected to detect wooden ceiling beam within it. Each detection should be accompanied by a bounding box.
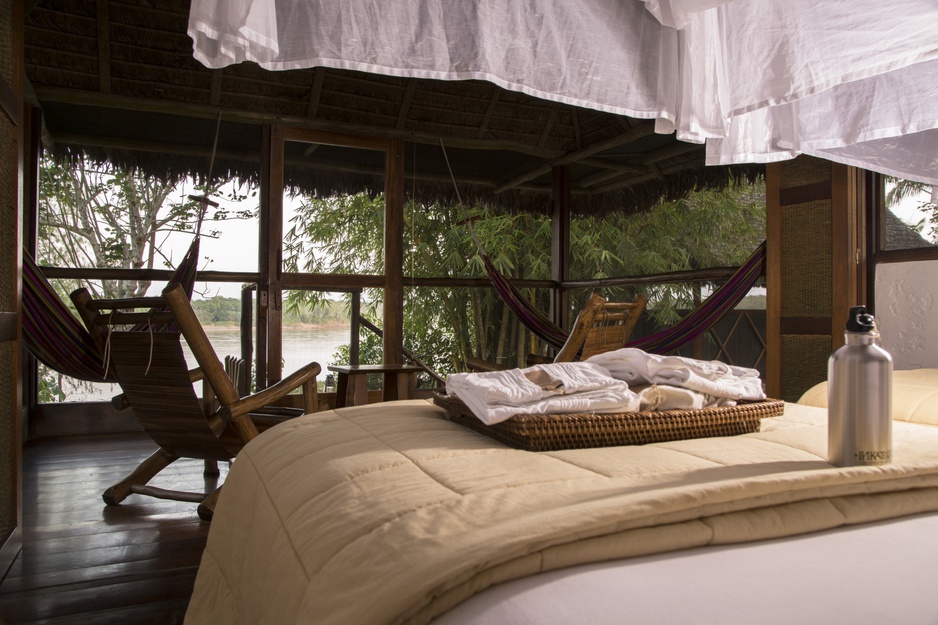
[538,108,558,147]
[306,67,325,118]
[96,0,111,93]
[210,70,223,106]
[35,86,565,160]
[493,122,656,193]
[53,132,552,194]
[395,80,416,130]
[578,140,703,188]
[476,89,500,139]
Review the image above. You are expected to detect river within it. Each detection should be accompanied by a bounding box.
[58,325,352,402]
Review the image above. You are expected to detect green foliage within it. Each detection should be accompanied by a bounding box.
[886,177,937,243]
[283,180,766,376]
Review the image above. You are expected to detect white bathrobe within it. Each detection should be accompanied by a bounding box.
[586,348,766,406]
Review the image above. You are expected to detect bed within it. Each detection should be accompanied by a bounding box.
[184,370,938,625]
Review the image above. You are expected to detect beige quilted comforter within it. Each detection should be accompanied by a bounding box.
[185,397,938,625]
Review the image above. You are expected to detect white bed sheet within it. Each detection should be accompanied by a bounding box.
[434,511,938,624]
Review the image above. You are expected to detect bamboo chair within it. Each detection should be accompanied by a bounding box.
[71,282,321,520]
[467,291,648,372]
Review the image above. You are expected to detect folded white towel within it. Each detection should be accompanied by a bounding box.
[445,362,640,425]
[587,348,766,405]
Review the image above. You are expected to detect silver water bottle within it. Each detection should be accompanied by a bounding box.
[827,306,893,467]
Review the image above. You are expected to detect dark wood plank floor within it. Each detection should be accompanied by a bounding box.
[0,433,225,624]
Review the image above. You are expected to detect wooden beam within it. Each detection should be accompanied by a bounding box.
[561,265,738,289]
[256,126,271,388]
[493,122,656,193]
[53,131,551,194]
[306,67,325,118]
[395,80,416,129]
[538,108,558,147]
[209,70,223,106]
[477,89,501,139]
[265,125,285,385]
[36,86,565,160]
[765,162,783,399]
[551,165,570,330]
[40,265,261,283]
[384,138,405,365]
[831,162,859,349]
[96,0,111,93]
[588,149,707,194]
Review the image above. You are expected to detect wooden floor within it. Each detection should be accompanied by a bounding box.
[0,433,225,624]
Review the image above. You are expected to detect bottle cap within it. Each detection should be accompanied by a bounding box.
[845,306,876,333]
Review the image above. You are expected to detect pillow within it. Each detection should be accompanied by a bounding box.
[797,368,938,426]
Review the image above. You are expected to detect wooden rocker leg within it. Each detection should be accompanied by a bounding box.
[203,460,220,477]
[103,448,178,506]
[197,487,223,522]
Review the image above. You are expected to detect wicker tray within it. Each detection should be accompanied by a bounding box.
[433,393,784,452]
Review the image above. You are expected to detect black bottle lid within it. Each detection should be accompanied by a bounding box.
[845,306,876,333]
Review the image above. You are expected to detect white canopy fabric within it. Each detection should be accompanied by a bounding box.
[188,0,938,184]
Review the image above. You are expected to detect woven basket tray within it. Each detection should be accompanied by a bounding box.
[433,393,784,452]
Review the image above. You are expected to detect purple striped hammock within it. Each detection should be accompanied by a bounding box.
[22,238,200,383]
[483,241,767,355]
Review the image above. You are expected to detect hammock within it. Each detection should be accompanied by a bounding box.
[22,238,200,383]
[483,241,767,356]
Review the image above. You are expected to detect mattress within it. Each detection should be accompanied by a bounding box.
[185,396,938,625]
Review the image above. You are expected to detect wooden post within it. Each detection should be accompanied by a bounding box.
[765,163,782,399]
[383,138,405,366]
[260,125,286,386]
[551,165,571,332]
[257,126,271,389]
[350,290,361,366]
[240,284,253,392]
[0,0,24,579]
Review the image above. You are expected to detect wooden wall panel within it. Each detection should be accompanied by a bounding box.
[0,0,23,582]
[766,156,866,401]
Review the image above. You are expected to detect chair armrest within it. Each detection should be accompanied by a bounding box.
[221,361,321,423]
[188,367,204,383]
[525,353,552,366]
[466,356,507,372]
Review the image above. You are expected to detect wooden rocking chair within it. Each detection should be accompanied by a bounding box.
[467,291,648,372]
[71,282,321,520]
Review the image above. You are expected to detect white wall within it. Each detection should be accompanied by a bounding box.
[876,259,938,370]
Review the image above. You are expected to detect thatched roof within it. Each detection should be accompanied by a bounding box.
[24,1,763,216]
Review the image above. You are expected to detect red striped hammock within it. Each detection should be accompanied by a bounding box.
[483,241,767,355]
[22,238,200,383]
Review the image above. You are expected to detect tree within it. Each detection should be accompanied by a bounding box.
[34,155,250,401]
[37,154,248,299]
[886,178,937,243]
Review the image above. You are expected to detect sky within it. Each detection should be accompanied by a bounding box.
[160,181,302,299]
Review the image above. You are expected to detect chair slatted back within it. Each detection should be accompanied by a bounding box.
[106,330,237,460]
[554,292,648,363]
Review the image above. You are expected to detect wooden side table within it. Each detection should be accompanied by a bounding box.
[328,364,424,408]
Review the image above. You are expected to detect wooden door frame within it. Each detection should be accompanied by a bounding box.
[260,126,405,386]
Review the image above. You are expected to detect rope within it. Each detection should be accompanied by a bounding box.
[194,111,224,237]
[102,312,114,381]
